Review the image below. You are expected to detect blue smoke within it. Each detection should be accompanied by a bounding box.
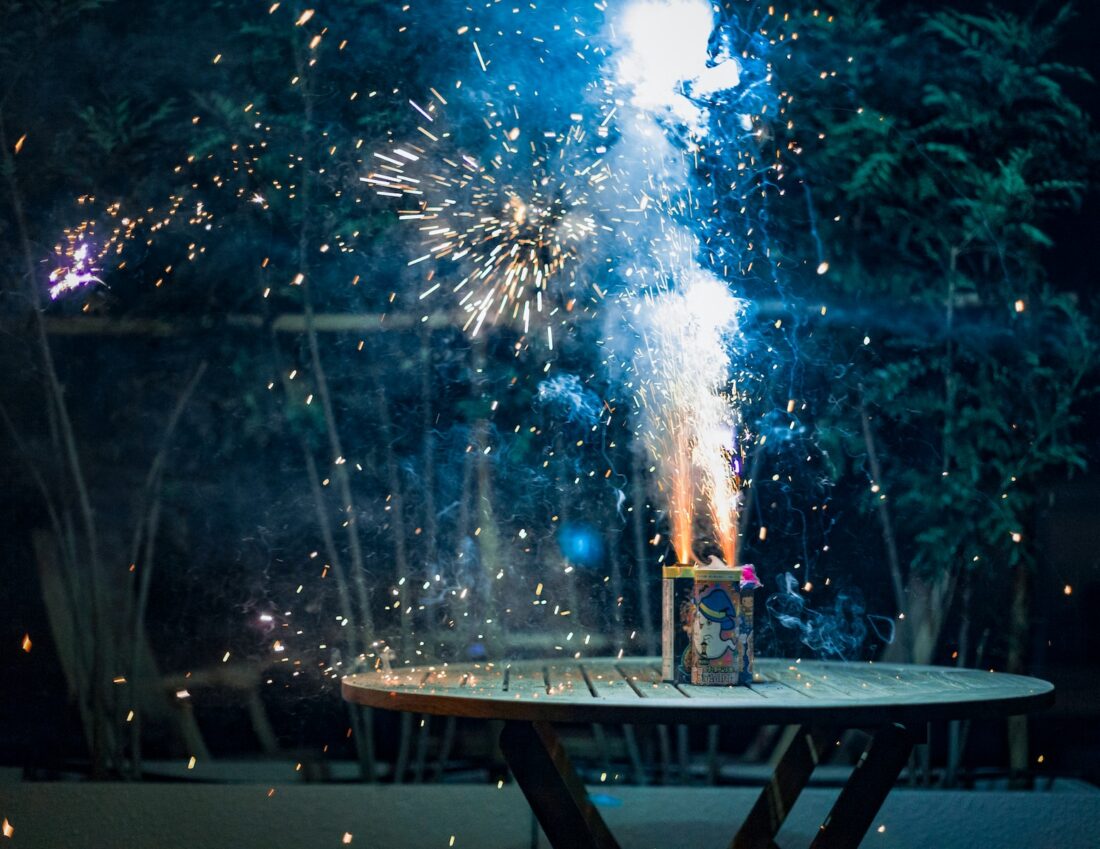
[765,571,895,659]
[536,373,603,427]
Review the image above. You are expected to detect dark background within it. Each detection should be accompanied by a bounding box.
[1,0,1097,785]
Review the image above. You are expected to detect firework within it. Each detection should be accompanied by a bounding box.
[46,188,211,301]
[365,91,610,341]
[637,270,744,565]
[48,239,103,300]
[608,0,755,568]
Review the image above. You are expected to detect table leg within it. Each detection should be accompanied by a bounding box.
[499,720,621,849]
[730,725,834,849]
[808,723,915,849]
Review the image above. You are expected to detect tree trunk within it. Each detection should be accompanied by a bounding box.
[944,577,972,787]
[469,339,502,644]
[420,329,438,567]
[1006,563,1031,788]
[372,364,411,656]
[631,439,656,655]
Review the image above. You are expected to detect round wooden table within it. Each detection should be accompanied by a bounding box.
[343,657,1053,849]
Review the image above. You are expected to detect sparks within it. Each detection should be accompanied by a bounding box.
[48,239,103,300]
[368,94,608,342]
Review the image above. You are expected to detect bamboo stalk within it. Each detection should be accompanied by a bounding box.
[291,46,375,653]
[859,397,907,623]
[2,112,113,776]
[420,329,438,568]
[126,361,207,776]
[631,439,656,656]
[269,328,375,779]
[371,362,411,655]
[470,339,502,640]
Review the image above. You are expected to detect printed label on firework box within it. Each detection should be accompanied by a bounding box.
[691,566,753,686]
[738,592,755,685]
[661,565,695,683]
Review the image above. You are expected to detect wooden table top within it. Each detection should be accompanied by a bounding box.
[342,657,1053,726]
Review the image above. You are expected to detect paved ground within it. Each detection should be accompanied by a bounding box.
[1,783,1098,848]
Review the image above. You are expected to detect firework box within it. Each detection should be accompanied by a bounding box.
[661,565,695,683]
[691,563,755,686]
[737,568,758,685]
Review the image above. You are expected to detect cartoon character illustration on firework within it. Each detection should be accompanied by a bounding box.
[693,586,738,661]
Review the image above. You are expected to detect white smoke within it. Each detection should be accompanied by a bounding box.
[616,0,742,137]
[609,0,746,564]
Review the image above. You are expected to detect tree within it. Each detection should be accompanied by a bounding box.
[787,0,1096,670]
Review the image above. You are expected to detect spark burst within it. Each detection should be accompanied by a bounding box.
[366,89,612,343]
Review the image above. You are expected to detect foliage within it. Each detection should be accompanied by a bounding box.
[778,0,1097,656]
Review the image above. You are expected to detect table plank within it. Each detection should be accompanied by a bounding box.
[761,663,856,700]
[504,664,551,700]
[615,663,689,700]
[582,663,642,700]
[545,662,597,698]
[776,663,894,699]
